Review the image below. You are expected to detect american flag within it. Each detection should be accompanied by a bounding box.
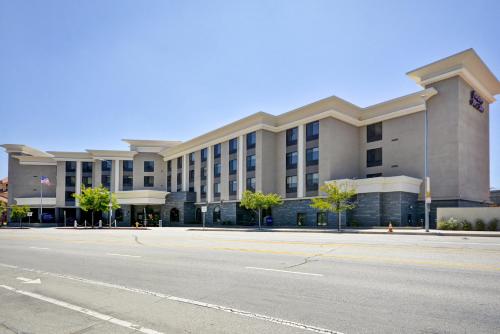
[40,176,50,185]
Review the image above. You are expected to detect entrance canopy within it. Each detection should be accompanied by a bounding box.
[326,176,422,194]
[14,197,56,207]
[114,190,168,205]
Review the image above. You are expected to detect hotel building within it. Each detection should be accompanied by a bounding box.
[2,49,499,228]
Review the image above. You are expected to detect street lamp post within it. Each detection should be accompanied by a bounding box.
[424,108,430,232]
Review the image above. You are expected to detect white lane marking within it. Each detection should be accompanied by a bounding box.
[0,284,163,334]
[29,247,50,250]
[246,266,323,277]
[106,253,141,258]
[0,262,340,334]
[0,264,18,269]
[422,241,500,246]
[16,277,41,284]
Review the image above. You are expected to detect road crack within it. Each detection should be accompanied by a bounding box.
[285,247,336,269]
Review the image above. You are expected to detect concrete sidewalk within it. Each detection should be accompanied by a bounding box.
[186,226,500,237]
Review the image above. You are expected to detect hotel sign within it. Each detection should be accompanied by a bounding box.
[469,90,484,113]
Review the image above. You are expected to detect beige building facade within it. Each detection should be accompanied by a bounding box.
[2,49,499,227]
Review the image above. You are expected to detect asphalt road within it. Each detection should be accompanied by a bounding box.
[0,227,499,334]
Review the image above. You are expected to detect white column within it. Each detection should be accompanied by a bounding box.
[114,159,120,193]
[237,135,244,199]
[207,147,213,203]
[75,161,82,206]
[182,154,188,191]
[297,124,305,198]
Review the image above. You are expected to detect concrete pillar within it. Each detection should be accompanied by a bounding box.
[207,146,213,203]
[182,154,188,191]
[238,135,244,200]
[114,159,120,192]
[297,124,305,198]
[75,161,82,206]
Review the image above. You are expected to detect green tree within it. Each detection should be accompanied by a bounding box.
[0,201,7,226]
[240,191,283,229]
[310,181,357,231]
[10,204,31,228]
[73,185,120,228]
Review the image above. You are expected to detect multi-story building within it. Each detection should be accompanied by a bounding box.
[2,49,499,227]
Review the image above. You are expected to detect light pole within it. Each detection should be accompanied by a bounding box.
[424,108,430,232]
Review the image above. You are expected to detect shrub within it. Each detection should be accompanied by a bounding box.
[475,219,486,231]
[488,218,498,231]
[349,220,360,228]
[461,219,472,231]
[447,217,460,230]
[437,218,450,230]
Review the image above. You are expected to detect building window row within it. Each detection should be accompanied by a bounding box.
[306,147,319,166]
[367,147,382,167]
[367,122,382,143]
[144,160,154,172]
[246,132,256,149]
[123,160,133,172]
[246,155,256,171]
[286,127,298,146]
[286,151,298,169]
[306,121,319,141]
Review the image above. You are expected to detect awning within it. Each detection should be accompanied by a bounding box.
[114,190,168,205]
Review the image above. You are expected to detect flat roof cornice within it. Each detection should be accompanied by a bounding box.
[407,48,500,103]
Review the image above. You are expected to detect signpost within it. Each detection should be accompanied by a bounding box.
[201,206,207,230]
[27,211,32,225]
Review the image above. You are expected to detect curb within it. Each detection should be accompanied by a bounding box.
[186,228,500,237]
[56,227,151,230]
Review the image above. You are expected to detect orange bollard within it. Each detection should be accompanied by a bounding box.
[388,223,393,233]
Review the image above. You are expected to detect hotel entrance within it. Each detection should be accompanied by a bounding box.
[130,205,162,227]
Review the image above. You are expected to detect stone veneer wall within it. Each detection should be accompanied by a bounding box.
[164,191,196,224]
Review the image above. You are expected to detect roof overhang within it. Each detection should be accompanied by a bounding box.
[86,150,137,160]
[47,151,94,161]
[1,144,53,157]
[326,176,423,194]
[14,197,56,207]
[14,156,57,166]
[114,190,168,205]
[407,49,500,103]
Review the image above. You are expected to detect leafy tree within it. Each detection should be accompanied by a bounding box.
[0,201,7,226]
[10,204,30,228]
[310,181,357,231]
[240,191,283,229]
[73,185,120,228]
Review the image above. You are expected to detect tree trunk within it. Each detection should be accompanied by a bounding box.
[91,211,95,228]
[258,208,262,229]
[19,217,22,229]
[338,212,341,232]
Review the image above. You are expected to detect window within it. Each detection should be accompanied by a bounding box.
[306,173,319,191]
[200,184,207,196]
[82,162,93,173]
[367,122,382,143]
[297,212,306,226]
[167,175,171,191]
[229,138,238,154]
[286,151,298,169]
[123,160,133,172]
[200,167,207,180]
[367,173,383,178]
[306,147,319,166]
[101,160,112,172]
[213,206,221,223]
[286,175,298,193]
[367,148,382,167]
[229,159,237,175]
[306,121,319,141]
[246,132,256,149]
[65,176,76,187]
[101,175,110,188]
[144,176,154,187]
[214,144,221,158]
[66,161,76,173]
[317,212,327,226]
[82,176,92,188]
[214,163,221,177]
[176,173,182,191]
[229,180,237,195]
[167,160,172,172]
[214,182,221,196]
[246,155,256,171]
[201,148,208,162]
[286,127,298,146]
[65,191,75,203]
[246,177,256,192]
[177,157,182,169]
[189,153,195,165]
[144,161,154,172]
[123,175,133,190]
[189,169,195,182]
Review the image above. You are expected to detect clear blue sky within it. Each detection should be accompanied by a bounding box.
[1,0,499,188]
